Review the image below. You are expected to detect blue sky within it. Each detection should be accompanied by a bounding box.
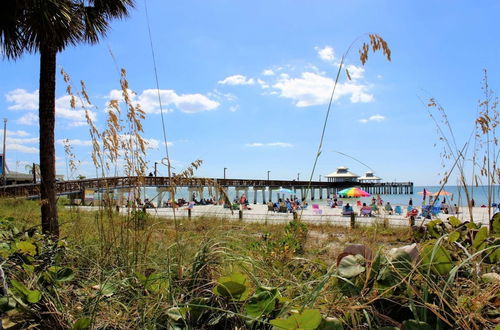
[1,0,500,185]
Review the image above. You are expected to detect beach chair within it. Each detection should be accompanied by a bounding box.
[360,208,372,217]
[421,205,432,219]
[395,205,402,215]
[312,204,323,215]
[406,208,418,218]
[431,206,441,216]
[185,201,195,210]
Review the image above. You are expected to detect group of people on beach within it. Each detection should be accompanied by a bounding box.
[268,197,308,213]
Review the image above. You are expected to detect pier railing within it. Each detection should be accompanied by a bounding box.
[0,176,413,198]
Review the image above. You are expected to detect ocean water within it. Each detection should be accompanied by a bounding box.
[138,185,500,207]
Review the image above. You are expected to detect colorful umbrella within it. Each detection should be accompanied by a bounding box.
[338,187,371,197]
[433,190,452,196]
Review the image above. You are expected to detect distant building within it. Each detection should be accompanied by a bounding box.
[325,166,359,183]
[0,154,65,185]
[358,171,382,183]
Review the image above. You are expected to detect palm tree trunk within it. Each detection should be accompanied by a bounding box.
[39,44,59,238]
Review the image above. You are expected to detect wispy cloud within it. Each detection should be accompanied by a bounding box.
[359,114,385,123]
[56,139,92,146]
[246,142,293,148]
[218,74,255,85]
[1,134,39,154]
[107,88,220,114]
[6,129,30,137]
[262,69,275,76]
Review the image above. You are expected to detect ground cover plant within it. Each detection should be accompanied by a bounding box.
[0,199,498,329]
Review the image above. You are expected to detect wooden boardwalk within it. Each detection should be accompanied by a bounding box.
[0,176,413,199]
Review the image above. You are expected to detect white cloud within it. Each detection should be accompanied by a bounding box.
[257,79,270,89]
[246,142,293,148]
[5,143,38,153]
[6,89,38,110]
[6,89,97,125]
[218,74,255,85]
[315,46,335,62]
[109,88,220,114]
[17,112,38,125]
[359,114,385,123]
[68,121,88,127]
[272,72,374,107]
[56,139,93,146]
[262,69,275,76]
[1,136,39,154]
[6,130,30,137]
[208,90,238,102]
[3,137,38,144]
[229,105,239,112]
[345,64,365,80]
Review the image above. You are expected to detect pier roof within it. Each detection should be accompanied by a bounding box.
[359,171,382,181]
[325,166,359,178]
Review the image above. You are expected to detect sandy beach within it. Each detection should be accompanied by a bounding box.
[75,202,493,228]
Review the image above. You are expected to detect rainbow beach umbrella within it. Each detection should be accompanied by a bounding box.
[338,187,371,197]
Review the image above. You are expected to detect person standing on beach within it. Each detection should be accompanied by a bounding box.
[409,198,413,206]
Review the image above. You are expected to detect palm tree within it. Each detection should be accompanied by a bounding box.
[1,0,135,237]
[25,163,41,181]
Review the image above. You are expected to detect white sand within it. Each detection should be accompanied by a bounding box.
[74,203,493,228]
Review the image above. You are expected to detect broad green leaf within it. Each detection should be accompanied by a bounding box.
[0,297,16,314]
[55,267,75,282]
[270,309,322,329]
[465,222,479,230]
[472,227,488,250]
[22,264,34,273]
[401,319,432,330]
[421,244,453,276]
[426,220,443,239]
[492,213,500,234]
[448,216,461,227]
[337,254,365,278]
[448,231,460,243]
[144,272,169,293]
[26,290,41,303]
[72,317,91,330]
[245,286,279,318]
[167,306,188,322]
[10,279,30,297]
[213,272,249,300]
[487,246,500,264]
[16,241,36,256]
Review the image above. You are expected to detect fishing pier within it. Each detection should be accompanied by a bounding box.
[0,176,413,203]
